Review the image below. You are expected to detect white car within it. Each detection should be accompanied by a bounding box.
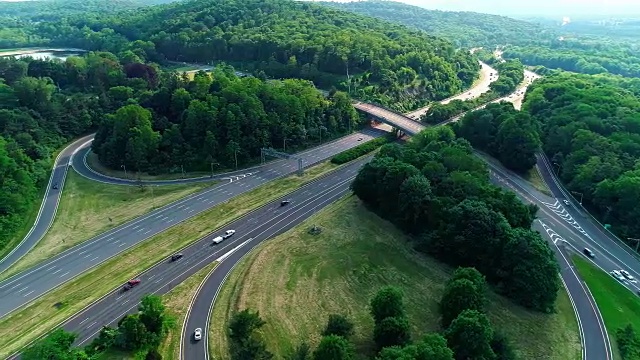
[611,270,626,282]
[620,270,636,282]
[194,328,202,341]
[225,229,236,236]
[563,200,570,206]
[212,236,224,244]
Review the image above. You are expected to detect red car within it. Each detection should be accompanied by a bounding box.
[123,279,141,291]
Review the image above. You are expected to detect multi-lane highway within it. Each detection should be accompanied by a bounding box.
[6,156,368,360]
[0,129,384,320]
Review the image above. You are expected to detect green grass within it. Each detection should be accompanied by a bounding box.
[209,196,581,360]
[0,161,338,358]
[0,169,211,280]
[572,255,640,354]
[159,261,219,359]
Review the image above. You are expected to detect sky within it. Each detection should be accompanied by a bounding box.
[315,0,640,17]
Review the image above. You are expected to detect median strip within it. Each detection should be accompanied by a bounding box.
[0,160,341,358]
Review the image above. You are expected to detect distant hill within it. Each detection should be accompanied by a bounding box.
[322,0,559,48]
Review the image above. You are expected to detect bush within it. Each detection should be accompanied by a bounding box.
[331,137,389,164]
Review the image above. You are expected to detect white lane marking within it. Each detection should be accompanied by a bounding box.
[90,256,99,262]
[84,253,92,258]
[8,283,22,291]
[80,318,89,325]
[137,228,145,233]
[59,271,69,278]
[52,268,62,274]
[23,290,34,297]
[144,230,151,235]
[189,209,195,214]
[87,321,96,329]
[78,250,87,255]
[17,286,28,293]
[132,225,140,230]
[119,243,126,247]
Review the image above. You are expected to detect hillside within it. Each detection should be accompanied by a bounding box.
[39,0,480,110]
[322,0,558,48]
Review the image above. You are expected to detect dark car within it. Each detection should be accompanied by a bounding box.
[280,200,291,206]
[583,248,595,258]
[52,183,59,190]
[170,253,183,262]
[123,279,141,291]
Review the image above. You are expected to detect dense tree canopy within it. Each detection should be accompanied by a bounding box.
[522,72,640,245]
[31,0,479,111]
[352,127,558,312]
[324,0,555,49]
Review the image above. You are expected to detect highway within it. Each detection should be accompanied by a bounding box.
[0,129,384,320]
[484,154,631,360]
[6,156,368,360]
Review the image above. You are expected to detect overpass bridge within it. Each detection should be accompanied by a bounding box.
[353,102,426,136]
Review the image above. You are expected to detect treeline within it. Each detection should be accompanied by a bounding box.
[522,72,640,245]
[454,102,541,173]
[31,0,480,111]
[93,69,358,173]
[617,324,640,360]
[22,295,172,359]
[0,0,169,48]
[0,53,120,255]
[0,50,356,256]
[420,59,524,125]
[323,0,557,49]
[503,40,640,78]
[351,127,559,312]
[230,280,516,360]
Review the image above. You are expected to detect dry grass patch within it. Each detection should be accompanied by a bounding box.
[159,261,219,359]
[210,197,580,360]
[1,170,210,279]
[0,161,337,358]
[524,165,553,197]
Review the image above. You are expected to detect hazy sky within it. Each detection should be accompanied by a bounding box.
[316,0,640,17]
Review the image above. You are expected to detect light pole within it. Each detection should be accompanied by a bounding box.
[121,164,127,179]
[283,138,289,152]
[628,238,640,253]
[210,161,219,178]
[552,162,561,175]
[572,191,583,205]
[181,164,185,178]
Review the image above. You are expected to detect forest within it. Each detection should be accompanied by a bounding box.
[0,0,178,49]
[351,127,558,313]
[518,72,640,245]
[0,51,357,257]
[323,0,556,49]
[23,0,479,111]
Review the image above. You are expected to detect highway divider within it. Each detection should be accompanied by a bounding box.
[331,136,389,165]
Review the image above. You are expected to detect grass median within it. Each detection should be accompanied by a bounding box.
[159,261,220,359]
[0,161,338,358]
[1,169,211,280]
[572,255,640,356]
[209,196,581,360]
[525,165,553,197]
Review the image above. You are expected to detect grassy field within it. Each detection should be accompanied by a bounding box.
[210,197,581,360]
[1,170,211,280]
[572,255,640,337]
[525,165,553,196]
[159,261,219,359]
[0,161,338,358]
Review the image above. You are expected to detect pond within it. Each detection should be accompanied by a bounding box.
[2,48,86,61]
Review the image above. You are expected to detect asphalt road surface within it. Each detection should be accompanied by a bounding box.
[6,156,369,360]
[0,134,95,275]
[0,129,384,320]
[484,154,619,360]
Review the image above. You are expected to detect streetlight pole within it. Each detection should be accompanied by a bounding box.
[629,238,640,253]
[121,164,127,179]
[234,150,238,170]
[181,164,185,178]
[552,162,561,175]
[283,138,288,152]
